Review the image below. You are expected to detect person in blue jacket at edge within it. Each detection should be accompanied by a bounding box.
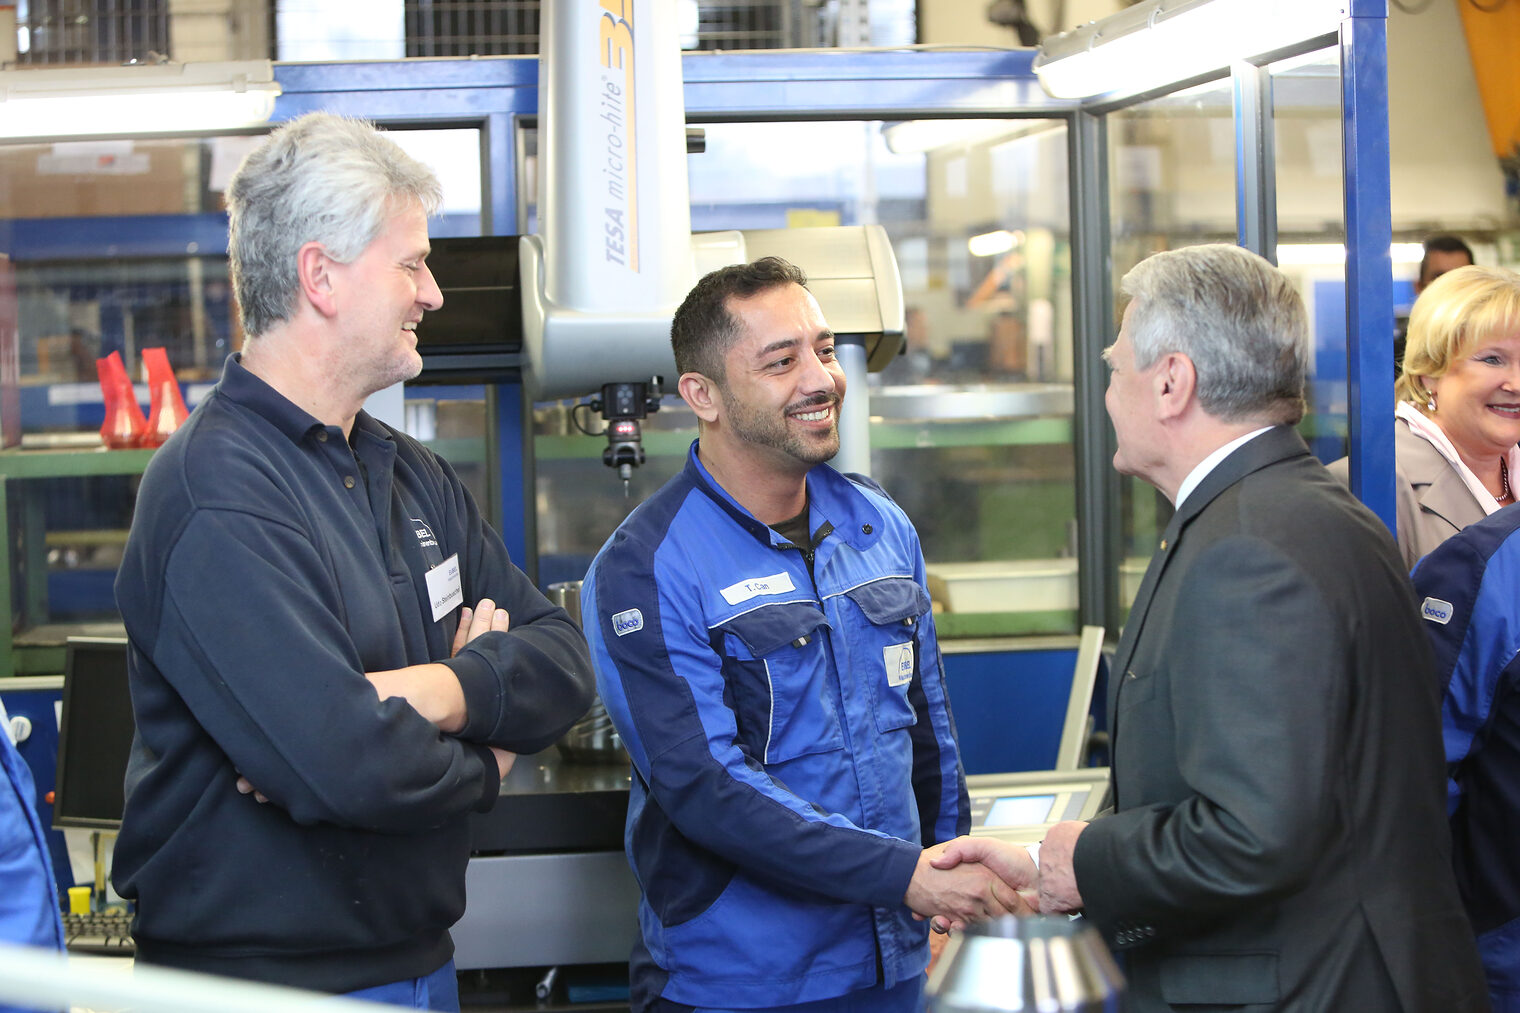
[110,113,593,1010]
[0,705,64,1013]
[581,257,1021,1013]
[1412,498,1520,1013]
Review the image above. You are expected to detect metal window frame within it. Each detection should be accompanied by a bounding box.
[1054,0,1391,631]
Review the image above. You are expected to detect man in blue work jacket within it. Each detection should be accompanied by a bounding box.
[0,710,64,1013]
[582,257,1008,1013]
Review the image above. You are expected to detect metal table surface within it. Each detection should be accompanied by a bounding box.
[456,747,639,972]
[469,747,631,855]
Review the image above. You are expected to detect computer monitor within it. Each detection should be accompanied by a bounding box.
[52,636,133,831]
[966,768,1110,843]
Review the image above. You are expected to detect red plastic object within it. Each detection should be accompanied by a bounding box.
[141,346,189,448]
[96,351,147,449]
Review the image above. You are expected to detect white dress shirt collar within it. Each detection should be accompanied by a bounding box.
[1174,426,1274,511]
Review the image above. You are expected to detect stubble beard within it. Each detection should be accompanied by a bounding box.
[724,390,841,468]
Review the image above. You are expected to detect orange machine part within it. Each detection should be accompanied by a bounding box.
[1456,0,1520,160]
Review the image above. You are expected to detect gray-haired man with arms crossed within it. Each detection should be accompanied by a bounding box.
[113,113,593,1010]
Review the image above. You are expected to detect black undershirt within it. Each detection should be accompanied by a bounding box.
[770,506,811,548]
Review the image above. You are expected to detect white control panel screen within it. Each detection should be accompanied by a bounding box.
[984,793,1057,827]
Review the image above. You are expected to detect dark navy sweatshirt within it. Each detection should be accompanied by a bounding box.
[112,354,593,991]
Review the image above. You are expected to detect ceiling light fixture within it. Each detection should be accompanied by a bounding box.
[0,61,281,141]
[1033,0,1343,101]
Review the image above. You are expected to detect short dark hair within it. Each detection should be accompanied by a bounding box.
[670,257,808,382]
[1419,234,1475,284]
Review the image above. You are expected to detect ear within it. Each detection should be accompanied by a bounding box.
[678,372,720,424]
[1153,352,1197,421]
[296,241,339,318]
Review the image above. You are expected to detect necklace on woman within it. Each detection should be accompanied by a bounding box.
[1501,458,1512,504]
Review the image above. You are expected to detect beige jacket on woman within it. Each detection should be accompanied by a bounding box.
[1329,417,1486,571]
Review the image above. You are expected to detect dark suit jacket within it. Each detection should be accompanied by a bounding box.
[1074,426,1488,1012]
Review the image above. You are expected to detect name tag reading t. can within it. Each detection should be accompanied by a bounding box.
[426,553,464,623]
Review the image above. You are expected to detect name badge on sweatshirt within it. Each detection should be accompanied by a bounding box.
[720,571,796,606]
[426,553,463,622]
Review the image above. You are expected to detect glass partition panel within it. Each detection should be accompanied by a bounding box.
[1270,49,1349,466]
[1106,78,1237,614]
[0,126,485,664]
[531,118,1079,636]
[1,135,238,661]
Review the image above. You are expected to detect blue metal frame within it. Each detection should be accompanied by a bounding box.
[271,50,1068,123]
[271,58,540,121]
[679,49,1065,118]
[1342,0,1395,531]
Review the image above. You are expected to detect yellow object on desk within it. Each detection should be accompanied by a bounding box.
[67,886,91,915]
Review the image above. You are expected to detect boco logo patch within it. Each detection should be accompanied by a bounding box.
[1420,597,1454,625]
[612,608,644,637]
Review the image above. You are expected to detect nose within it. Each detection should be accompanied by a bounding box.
[799,346,840,396]
[417,262,444,312]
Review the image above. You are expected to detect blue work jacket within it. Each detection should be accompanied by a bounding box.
[583,443,968,1010]
[0,723,63,976]
[1413,503,1520,1012]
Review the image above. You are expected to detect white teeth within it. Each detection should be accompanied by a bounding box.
[794,408,830,421]
[403,322,418,331]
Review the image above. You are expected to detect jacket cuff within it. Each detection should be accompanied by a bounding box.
[875,836,925,909]
[468,741,502,812]
[440,649,500,742]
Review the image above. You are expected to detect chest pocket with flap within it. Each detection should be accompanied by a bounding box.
[715,602,836,765]
[842,577,931,734]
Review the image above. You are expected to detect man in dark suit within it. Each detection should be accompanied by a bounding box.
[936,244,1487,1011]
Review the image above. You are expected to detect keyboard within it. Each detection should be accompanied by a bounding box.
[63,909,135,956]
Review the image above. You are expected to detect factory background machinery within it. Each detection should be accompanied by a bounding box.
[0,0,1439,1007]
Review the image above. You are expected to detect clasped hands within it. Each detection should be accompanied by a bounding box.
[904,820,1088,933]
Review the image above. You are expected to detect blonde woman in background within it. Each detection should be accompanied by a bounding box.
[1392,264,1520,568]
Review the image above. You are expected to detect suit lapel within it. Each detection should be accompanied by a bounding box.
[1106,427,1311,760]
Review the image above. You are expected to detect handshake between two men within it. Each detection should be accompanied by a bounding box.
[903,820,1090,932]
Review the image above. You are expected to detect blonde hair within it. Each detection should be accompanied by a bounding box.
[1398,265,1520,408]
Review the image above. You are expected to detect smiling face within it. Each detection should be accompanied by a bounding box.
[713,282,845,476]
[1425,327,1520,464]
[328,198,443,398]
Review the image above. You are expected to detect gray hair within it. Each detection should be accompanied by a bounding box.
[226,112,443,338]
[1121,244,1308,425]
